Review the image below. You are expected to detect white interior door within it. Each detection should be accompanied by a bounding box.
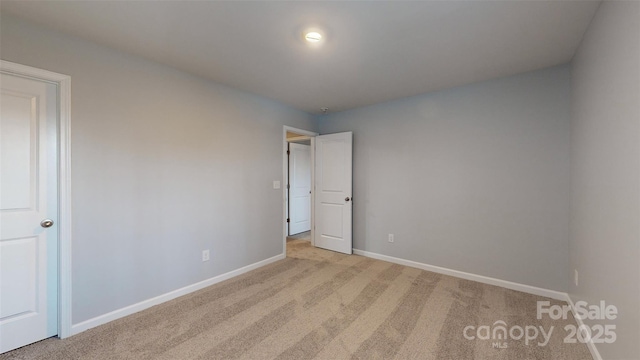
[288,143,311,235]
[0,72,58,353]
[314,132,352,254]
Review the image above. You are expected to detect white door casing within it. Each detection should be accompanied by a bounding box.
[288,143,311,235]
[314,132,353,254]
[0,73,58,352]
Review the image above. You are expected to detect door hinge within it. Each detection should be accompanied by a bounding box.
[286,184,290,189]
[287,150,290,155]
[286,218,290,223]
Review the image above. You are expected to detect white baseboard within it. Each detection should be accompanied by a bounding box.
[352,249,567,301]
[565,294,602,360]
[71,253,286,335]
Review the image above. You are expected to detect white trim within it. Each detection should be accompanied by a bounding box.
[71,253,285,335]
[310,136,315,247]
[353,249,567,301]
[282,126,318,254]
[0,60,73,339]
[565,295,601,360]
[57,67,72,340]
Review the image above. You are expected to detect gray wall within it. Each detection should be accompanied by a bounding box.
[318,66,571,292]
[0,15,316,324]
[570,1,640,359]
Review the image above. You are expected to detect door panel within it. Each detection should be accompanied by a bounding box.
[0,92,36,211]
[314,132,352,254]
[320,141,345,191]
[0,237,38,319]
[0,73,58,353]
[288,143,311,235]
[320,204,343,238]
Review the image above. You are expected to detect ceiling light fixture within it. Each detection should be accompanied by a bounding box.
[304,31,322,43]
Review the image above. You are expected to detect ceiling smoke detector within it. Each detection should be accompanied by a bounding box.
[320,107,329,114]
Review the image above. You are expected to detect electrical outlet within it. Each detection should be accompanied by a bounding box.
[202,249,210,262]
[574,269,578,287]
[388,234,394,243]
[273,181,281,189]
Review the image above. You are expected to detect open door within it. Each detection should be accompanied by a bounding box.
[314,132,353,254]
[1,70,58,352]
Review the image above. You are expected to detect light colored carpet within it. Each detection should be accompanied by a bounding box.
[1,240,591,359]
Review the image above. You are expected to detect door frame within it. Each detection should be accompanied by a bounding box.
[1,60,72,339]
[282,126,317,254]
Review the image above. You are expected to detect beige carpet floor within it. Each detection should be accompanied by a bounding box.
[1,240,591,359]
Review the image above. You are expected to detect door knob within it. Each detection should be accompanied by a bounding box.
[345,197,351,202]
[40,219,54,228]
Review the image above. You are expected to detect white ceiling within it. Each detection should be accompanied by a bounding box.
[1,1,600,114]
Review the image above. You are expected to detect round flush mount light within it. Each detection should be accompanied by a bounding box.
[304,31,322,43]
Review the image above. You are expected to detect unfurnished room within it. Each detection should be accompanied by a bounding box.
[0,1,638,359]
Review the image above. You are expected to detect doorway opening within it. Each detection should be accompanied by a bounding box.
[282,126,354,257]
[282,126,317,256]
